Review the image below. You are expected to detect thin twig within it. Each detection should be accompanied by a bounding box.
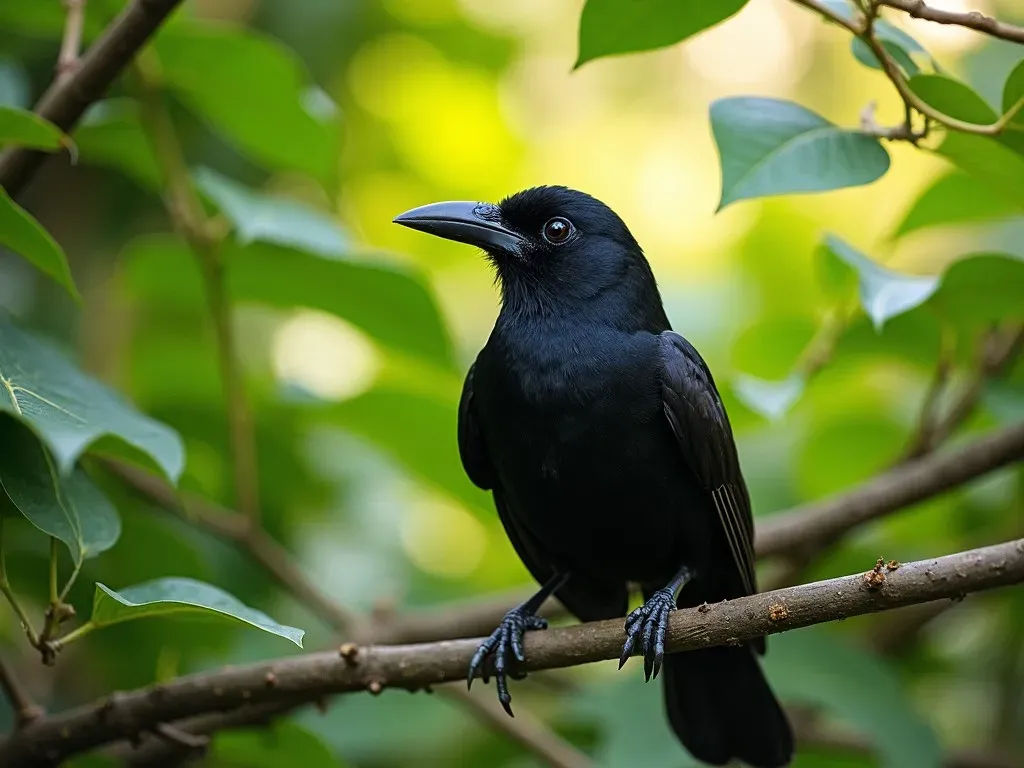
[57,0,88,81]
[790,0,867,33]
[0,518,40,648]
[0,0,185,196]
[2,539,1021,766]
[878,0,1024,44]
[0,658,43,729]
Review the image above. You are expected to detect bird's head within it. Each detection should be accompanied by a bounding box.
[394,186,657,312]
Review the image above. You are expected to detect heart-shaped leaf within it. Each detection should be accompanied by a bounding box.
[710,97,890,209]
[194,167,347,256]
[576,0,749,67]
[0,313,185,480]
[890,171,1022,239]
[821,235,939,330]
[0,421,120,564]
[0,105,67,151]
[91,578,305,647]
[0,186,79,299]
[153,23,338,184]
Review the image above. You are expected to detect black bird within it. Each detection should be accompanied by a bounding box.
[393,187,793,768]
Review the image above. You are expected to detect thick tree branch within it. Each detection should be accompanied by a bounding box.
[2,540,1020,766]
[0,658,42,729]
[878,0,1024,44]
[0,0,185,196]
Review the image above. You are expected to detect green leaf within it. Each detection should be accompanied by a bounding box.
[710,97,890,209]
[1001,58,1024,155]
[576,0,749,67]
[0,105,66,151]
[851,38,920,79]
[765,628,943,768]
[153,23,338,183]
[908,74,1024,157]
[194,167,347,256]
[934,132,1024,208]
[0,186,79,299]
[122,234,457,371]
[91,578,304,647]
[74,100,162,190]
[821,235,939,330]
[0,313,185,480]
[212,722,340,768]
[930,253,1024,330]
[890,171,1022,239]
[732,373,805,422]
[0,420,120,564]
[817,0,858,25]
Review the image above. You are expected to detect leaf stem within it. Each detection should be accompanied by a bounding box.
[48,537,58,606]
[58,556,83,603]
[55,620,95,648]
[0,519,40,647]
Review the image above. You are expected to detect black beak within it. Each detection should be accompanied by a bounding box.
[393,201,526,257]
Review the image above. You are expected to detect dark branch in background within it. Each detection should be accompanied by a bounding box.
[1,540,1020,766]
[0,658,42,729]
[878,0,1024,44]
[0,0,185,196]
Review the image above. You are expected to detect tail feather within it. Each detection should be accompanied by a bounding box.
[663,645,793,768]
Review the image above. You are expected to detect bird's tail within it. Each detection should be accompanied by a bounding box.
[662,644,793,768]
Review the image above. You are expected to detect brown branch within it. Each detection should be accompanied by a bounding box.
[0,0,185,196]
[57,0,88,80]
[0,658,43,729]
[2,539,1020,766]
[755,421,1024,559]
[791,0,866,34]
[878,0,1024,44]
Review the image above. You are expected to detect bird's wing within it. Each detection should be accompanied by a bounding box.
[458,363,496,491]
[658,331,757,598]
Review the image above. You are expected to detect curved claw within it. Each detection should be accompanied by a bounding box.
[619,587,677,682]
[469,605,548,716]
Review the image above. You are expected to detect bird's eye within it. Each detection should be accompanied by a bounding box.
[541,217,573,245]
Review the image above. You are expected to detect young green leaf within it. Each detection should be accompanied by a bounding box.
[710,98,890,209]
[91,578,305,647]
[153,23,338,184]
[576,0,749,67]
[194,167,347,256]
[908,74,1024,157]
[0,105,67,151]
[890,171,1022,239]
[1001,58,1024,155]
[0,422,120,564]
[0,186,79,299]
[935,132,1024,209]
[0,314,185,480]
[821,235,939,330]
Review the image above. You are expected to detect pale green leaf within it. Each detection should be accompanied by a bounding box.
[732,373,806,421]
[0,105,66,151]
[154,23,338,183]
[710,98,890,208]
[576,0,749,67]
[0,421,120,564]
[890,171,1022,239]
[91,578,305,647]
[822,235,939,330]
[1001,58,1024,155]
[0,314,185,480]
[0,186,79,299]
[930,253,1024,330]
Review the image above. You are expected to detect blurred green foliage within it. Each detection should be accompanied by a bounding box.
[0,0,1022,766]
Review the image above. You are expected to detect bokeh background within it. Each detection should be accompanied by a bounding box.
[1,1,1023,766]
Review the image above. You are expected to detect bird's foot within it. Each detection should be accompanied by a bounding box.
[468,606,548,716]
[619,586,676,682]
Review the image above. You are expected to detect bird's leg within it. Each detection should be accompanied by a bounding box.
[467,571,568,716]
[619,565,695,682]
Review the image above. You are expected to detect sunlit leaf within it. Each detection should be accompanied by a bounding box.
[934,132,1024,209]
[1001,58,1024,155]
[0,313,185,480]
[154,23,338,183]
[74,100,162,190]
[0,105,66,151]
[929,253,1024,330]
[732,373,806,422]
[821,235,939,330]
[765,628,943,768]
[121,235,457,371]
[0,420,120,564]
[0,186,79,299]
[890,172,1022,239]
[576,0,749,67]
[194,167,347,256]
[212,722,341,768]
[91,578,305,647]
[710,98,890,209]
